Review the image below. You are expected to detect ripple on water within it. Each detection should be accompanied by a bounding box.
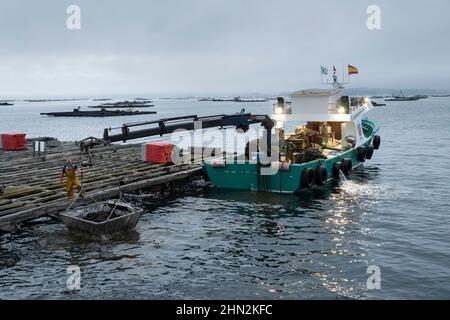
[2,99,450,299]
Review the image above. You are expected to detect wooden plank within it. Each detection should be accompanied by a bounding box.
[0,166,202,231]
[0,139,213,231]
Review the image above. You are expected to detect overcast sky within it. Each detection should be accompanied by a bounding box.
[0,0,449,97]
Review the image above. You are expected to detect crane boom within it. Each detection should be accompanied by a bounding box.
[100,111,275,155]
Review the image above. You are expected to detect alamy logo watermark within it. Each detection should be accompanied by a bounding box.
[366,265,381,290]
[66,5,81,30]
[366,5,381,30]
[167,122,281,176]
[66,265,81,290]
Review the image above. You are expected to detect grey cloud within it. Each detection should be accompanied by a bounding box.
[0,0,449,97]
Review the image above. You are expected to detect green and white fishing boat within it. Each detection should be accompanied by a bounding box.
[203,77,381,193]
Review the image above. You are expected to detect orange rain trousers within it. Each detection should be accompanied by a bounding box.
[65,169,81,199]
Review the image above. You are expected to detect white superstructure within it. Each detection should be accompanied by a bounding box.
[272,83,373,147]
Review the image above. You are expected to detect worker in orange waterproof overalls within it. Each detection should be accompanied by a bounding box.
[60,159,83,200]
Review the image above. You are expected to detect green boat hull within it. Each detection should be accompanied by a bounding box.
[204,118,380,193]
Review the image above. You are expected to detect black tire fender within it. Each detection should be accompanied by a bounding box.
[373,135,381,150]
[201,164,210,181]
[332,161,342,179]
[342,158,352,175]
[356,146,367,162]
[300,168,315,188]
[315,165,328,186]
[366,145,375,160]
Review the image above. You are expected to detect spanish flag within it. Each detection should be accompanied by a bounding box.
[348,65,359,75]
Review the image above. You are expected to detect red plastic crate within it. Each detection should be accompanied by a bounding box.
[1,133,27,151]
[142,143,174,164]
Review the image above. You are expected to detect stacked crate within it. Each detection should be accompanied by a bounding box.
[141,143,174,164]
[1,133,27,150]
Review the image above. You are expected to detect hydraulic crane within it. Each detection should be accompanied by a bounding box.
[98,110,276,156]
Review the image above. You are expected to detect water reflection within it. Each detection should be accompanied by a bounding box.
[199,165,384,299]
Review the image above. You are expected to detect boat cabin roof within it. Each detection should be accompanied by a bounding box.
[290,88,341,97]
[272,86,371,123]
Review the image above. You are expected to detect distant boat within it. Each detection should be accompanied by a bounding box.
[384,91,429,102]
[88,104,154,109]
[371,101,386,107]
[413,95,429,99]
[41,107,157,117]
[199,96,268,102]
[101,100,153,107]
[25,98,87,102]
[385,96,420,102]
[234,97,268,102]
[0,101,13,106]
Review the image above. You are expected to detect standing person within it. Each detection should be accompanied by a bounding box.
[60,159,83,200]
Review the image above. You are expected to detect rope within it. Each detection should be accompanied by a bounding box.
[105,185,133,222]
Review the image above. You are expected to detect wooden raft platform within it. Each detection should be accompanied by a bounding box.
[0,141,210,232]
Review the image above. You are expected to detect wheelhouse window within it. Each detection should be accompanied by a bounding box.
[336,96,350,114]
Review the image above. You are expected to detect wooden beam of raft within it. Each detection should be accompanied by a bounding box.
[0,167,202,232]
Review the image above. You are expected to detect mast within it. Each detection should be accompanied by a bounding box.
[332,66,344,90]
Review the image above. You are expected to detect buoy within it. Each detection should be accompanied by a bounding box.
[373,135,381,150]
[356,146,367,162]
[366,145,375,160]
[332,162,342,179]
[342,158,352,175]
[211,160,227,168]
[315,165,328,186]
[271,161,290,172]
[300,168,315,188]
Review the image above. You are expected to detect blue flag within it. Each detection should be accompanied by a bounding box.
[320,66,328,75]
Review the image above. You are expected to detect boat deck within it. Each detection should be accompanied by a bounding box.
[0,141,213,232]
[322,142,344,158]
